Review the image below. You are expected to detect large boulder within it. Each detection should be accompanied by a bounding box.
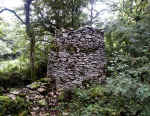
[47,27,106,90]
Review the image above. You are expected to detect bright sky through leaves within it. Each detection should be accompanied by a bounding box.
[0,0,23,8]
[0,0,115,24]
[0,0,24,23]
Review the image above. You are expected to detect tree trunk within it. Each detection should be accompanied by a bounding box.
[90,0,94,26]
[71,0,74,27]
[25,0,36,81]
[30,36,35,80]
[28,28,36,81]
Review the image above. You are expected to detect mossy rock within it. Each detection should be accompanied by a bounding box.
[38,99,47,106]
[0,96,29,116]
[39,78,51,83]
[27,82,41,89]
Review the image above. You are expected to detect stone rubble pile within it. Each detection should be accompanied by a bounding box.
[5,80,51,116]
[47,27,106,90]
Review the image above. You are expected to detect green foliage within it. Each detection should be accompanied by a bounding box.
[104,1,150,116]
[0,38,50,88]
[0,96,29,116]
[0,47,49,88]
[0,20,52,88]
[0,22,27,60]
[0,54,32,88]
[57,85,150,116]
[32,0,89,32]
[1,0,150,115]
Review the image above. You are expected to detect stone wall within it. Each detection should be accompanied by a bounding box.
[47,27,106,90]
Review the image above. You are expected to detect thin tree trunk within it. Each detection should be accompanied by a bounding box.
[25,0,36,81]
[26,26,35,81]
[90,0,94,26]
[30,32,35,80]
[72,0,74,27]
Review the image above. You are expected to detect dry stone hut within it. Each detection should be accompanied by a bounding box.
[47,27,106,90]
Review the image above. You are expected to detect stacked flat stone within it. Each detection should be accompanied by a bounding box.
[47,27,106,90]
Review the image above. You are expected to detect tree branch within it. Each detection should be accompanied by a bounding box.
[0,8,25,24]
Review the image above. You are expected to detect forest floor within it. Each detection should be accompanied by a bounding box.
[1,77,146,116]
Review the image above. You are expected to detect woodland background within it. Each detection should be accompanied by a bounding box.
[0,0,150,115]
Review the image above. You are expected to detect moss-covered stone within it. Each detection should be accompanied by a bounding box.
[18,93,26,97]
[38,99,47,106]
[39,78,51,83]
[27,82,41,89]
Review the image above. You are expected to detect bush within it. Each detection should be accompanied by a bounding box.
[56,85,150,116]
[0,96,29,116]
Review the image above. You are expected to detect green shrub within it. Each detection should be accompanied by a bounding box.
[0,96,29,116]
[56,85,150,116]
